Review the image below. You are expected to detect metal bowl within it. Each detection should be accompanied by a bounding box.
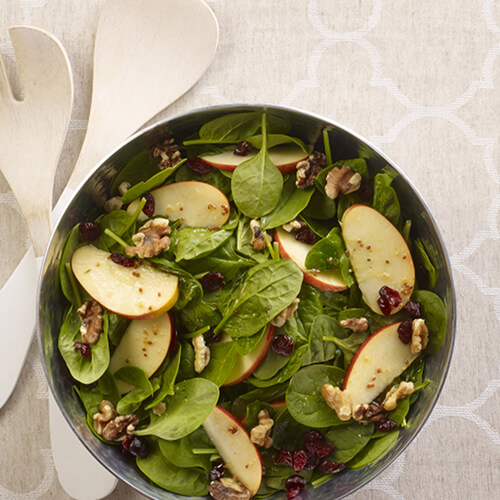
[37,104,455,499]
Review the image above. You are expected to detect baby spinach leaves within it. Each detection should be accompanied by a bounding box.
[174,162,231,194]
[286,364,345,428]
[326,422,374,463]
[114,366,153,414]
[231,114,283,218]
[301,315,340,366]
[136,378,218,440]
[414,239,438,289]
[236,217,270,263]
[372,169,400,226]
[412,290,447,353]
[59,225,83,306]
[200,342,238,387]
[348,430,400,469]
[248,134,308,152]
[174,226,234,261]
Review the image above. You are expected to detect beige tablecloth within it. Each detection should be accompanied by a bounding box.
[1,1,499,499]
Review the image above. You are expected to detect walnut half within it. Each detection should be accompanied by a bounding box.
[209,478,251,500]
[152,137,182,170]
[321,384,352,421]
[295,152,326,189]
[93,400,139,441]
[411,319,429,354]
[352,402,387,423]
[77,300,103,345]
[383,381,414,411]
[324,165,362,200]
[339,317,369,332]
[193,334,210,373]
[125,218,171,258]
[250,409,274,448]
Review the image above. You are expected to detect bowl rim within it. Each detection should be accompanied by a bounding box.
[37,102,456,500]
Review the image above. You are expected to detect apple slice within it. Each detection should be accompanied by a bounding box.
[341,204,415,314]
[203,143,310,174]
[203,405,262,495]
[223,325,274,386]
[343,322,418,409]
[109,313,173,393]
[71,245,178,319]
[127,181,230,227]
[274,228,347,292]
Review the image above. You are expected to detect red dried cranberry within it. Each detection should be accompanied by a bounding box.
[169,328,179,354]
[123,436,149,458]
[199,272,225,292]
[397,320,413,344]
[234,140,252,156]
[186,157,212,175]
[357,180,373,201]
[275,448,293,467]
[142,192,155,217]
[295,228,318,245]
[272,334,294,356]
[79,221,101,241]
[377,419,399,432]
[73,342,90,358]
[207,460,225,482]
[292,450,308,472]
[110,253,139,268]
[377,286,401,316]
[302,430,334,458]
[286,487,302,500]
[285,475,307,490]
[122,436,133,453]
[404,299,422,319]
[318,460,345,473]
[303,452,319,470]
[205,330,222,345]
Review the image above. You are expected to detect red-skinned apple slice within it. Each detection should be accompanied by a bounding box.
[127,181,230,227]
[203,143,310,174]
[109,312,173,394]
[343,322,418,409]
[71,245,178,319]
[341,204,415,314]
[203,405,262,495]
[274,228,347,292]
[223,325,275,386]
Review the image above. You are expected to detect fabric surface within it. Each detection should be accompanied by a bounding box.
[1,1,499,499]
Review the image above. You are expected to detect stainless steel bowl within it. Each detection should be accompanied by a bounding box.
[37,104,455,499]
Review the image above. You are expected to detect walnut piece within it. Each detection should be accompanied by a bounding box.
[321,384,352,421]
[104,196,123,213]
[324,165,362,200]
[383,381,415,411]
[339,317,369,332]
[77,300,103,344]
[295,151,327,189]
[250,409,274,448]
[209,478,251,500]
[193,334,210,373]
[411,319,429,354]
[249,219,271,251]
[93,400,139,441]
[152,137,182,170]
[352,403,387,422]
[125,218,171,258]
[282,219,306,233]
[271,298,300,328]
[152,402,166,416]
[117,181,131,196]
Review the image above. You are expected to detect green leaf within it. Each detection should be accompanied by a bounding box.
[136,378,218,440]
[272,409,309,451]
[74,371,120,417]
[58,225,83,306]
[174,163,231,194]
[412,290,447,353]
[372,170,400,226]
[179,298,222,332]
[174,226,234,261]
[231,114,284,218]
[236,217,270,263]
[414,239,438,289]
[326,422,374,463]
[248,134,309,153]
[94,210,136,252]
[302,189,336,220]
[195,111,262,143]
[200,342,238,386]
[301,315,340,366]
[348,431,400,469]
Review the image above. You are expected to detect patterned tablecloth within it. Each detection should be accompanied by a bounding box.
[1,1,499,499]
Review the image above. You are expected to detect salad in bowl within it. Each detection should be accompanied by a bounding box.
[39,105,454,500]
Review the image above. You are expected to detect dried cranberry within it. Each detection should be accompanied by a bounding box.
[318,460,345,473]
[124,436,150,458]
[404,299,422,319]
[272,334,294,356]
[186,157,212,175]
[73,342,90,358]
[292,450,308,472]
[357,180,373,201]
[205,330,222,345]
[302,430,334,458]
[295,228,318,245]
[397,320,413,344]
[207,460,225,482]
[122,436,133,453]
[377,419,399,432]
[275,448,293,467]
[79,221,101,241]
[285,475,307,490]
[110,253,139,267]
[169,328,179,354]
[303,452,319,470]
[377,286,401,316]
[142,192,155,217]
[286,487,302,500]
[234,140,252,156]
[199,272,225,292]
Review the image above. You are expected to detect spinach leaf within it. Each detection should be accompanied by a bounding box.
[201,341,238,386]
[260,175,314,230]
[239,382,289,402]
[59,225,83,306]
[231,326,267,355]
[272,409,309,451]
[372,170,400,226]
[145,346,182,410]
[120,159,185,204]
[320,290,349,312]
[214,259,303,338]
[412,290,447,353]
[58,308,110,385]
[286,364,344,428]
[236,217,270,263]
[74,371,120,417]
[304,227,353,286]
[177,342,196,381]
[110,150,161,195]
[174,225,235,262]
[301,315,339,366]
[252,347,290,380]
[116,373,154,415]
[248,134,309,153]
[94,210,136,252]
[243,401,276,429]
[297,284,323,338]
[179,298,221,332]
[136,442,209,496]
[158,426,212,471]
[414,239,438,289]
[302,190,336,220]
[325,422,374,463]
[348,431,400,469]
[231,114,283,218]
[299,215,331,238]
[337,192,364,221]
[107,312,129,346]
[136,378,218,440]
[174,162,231,194]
